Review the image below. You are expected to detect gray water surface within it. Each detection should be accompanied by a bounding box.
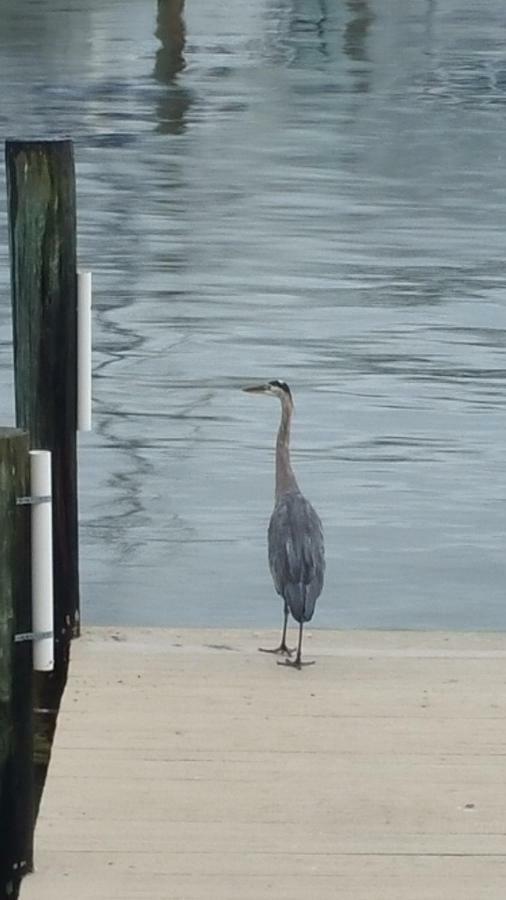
[1,0,506,629]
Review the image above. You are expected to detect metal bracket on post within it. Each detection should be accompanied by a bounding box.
[14,630,54,644]
[16,495,52,506]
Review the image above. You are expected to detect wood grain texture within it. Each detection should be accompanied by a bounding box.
[6,139,80,819]
[5,139,79,646]
[21,627,506,900]
[0,428,32,897]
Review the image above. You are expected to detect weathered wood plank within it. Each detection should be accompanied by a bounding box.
[5,139,80,813]
[0,428,32,899]
[20,628,506,900]
[5,138,79,643]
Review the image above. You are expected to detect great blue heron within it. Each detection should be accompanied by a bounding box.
[243,380,325,669]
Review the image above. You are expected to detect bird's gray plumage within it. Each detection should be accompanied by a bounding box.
[243,379,325,667]
[268,489,325,624]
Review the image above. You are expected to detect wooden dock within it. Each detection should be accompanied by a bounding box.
[21,627,506,899]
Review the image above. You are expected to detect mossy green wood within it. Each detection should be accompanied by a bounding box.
[5,139,79,814]
[5,139,79,643]
[0,429,33,899]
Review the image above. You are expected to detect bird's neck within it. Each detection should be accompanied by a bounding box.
[275,398,299,499]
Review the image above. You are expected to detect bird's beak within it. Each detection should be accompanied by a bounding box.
[242,384,269,394]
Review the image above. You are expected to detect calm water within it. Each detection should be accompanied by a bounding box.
[1,0,506,629]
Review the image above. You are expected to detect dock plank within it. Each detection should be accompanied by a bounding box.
[21,628,506,899]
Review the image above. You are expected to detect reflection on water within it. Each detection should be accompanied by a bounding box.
[154,0,190,134]
[1,0,506,629]
[343,0,374,64]
[155,0,185,82]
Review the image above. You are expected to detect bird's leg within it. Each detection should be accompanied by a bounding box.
[278,620,315,669]
[259,607,294,655]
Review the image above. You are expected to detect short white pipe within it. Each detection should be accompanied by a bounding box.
[77,271,92,431]
[30,450,54,672]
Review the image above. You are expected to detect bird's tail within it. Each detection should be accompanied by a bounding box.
[286,584,316,624]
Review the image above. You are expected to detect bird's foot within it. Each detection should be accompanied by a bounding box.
[258,643,294,656]
[277,658,315,670]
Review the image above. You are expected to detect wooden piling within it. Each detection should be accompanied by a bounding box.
[0,429,33,900]
[5,139,79,812]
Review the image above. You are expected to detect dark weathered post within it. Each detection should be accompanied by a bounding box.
[5,139,79,808]
[0,428,33,899]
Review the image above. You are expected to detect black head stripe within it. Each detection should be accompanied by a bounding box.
[269,380,291,395]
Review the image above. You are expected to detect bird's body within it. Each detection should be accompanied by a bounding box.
[243,379,325,668]
[268,489,324,625]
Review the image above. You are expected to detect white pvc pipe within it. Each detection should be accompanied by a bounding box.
[30,450,54,672]
[77,271,92,431]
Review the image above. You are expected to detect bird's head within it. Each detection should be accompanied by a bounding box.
[242,380,293,404]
